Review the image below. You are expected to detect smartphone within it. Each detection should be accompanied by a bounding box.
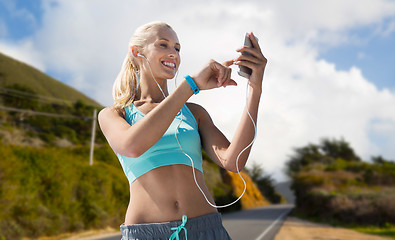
[238,33,258,79]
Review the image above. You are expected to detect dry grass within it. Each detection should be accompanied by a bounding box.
[226,171,270,209]
[275,216,392,240]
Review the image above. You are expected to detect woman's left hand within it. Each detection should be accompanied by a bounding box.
[234,33,267,91]
[191,59,237,91]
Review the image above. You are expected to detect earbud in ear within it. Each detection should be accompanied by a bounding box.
[137,53,144,57]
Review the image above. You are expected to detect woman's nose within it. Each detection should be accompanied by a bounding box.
[169,48,179,58]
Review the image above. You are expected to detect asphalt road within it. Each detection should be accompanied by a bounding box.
[82,204,293,240]
[222,204,294,240]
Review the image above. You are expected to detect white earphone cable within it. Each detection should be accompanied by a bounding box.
[175,79,256,208]
[139,54,167,98]
[140,55,256,208]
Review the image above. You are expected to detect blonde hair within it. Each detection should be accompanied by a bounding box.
[112,21,173,109]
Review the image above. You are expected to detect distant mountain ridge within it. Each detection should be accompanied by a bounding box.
[0,52,101,107]
[275,181,295,204]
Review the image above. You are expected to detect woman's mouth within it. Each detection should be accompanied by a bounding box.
[161,61,176,70]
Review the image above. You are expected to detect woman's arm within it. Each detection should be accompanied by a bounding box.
[197,87,261,172]
[99,61,235,158]
[197,33,267,172]
[98,80,193,157]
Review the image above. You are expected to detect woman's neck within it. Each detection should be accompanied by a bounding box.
[136,73,169,103]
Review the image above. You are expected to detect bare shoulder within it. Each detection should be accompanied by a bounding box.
[98,107,125,122]
[186,103,212,126]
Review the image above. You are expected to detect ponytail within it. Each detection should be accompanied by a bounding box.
[112,50,139,109]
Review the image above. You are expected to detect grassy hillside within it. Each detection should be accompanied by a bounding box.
[0,52,100,107]
[225,171,270,209]
[0,52,104,146]
[0,144,129,239]
[0,96,106,147]
[286,138,395,235]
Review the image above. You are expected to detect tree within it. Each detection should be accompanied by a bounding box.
[245,161,264,183]
[320,138,360,162]
[285,143,324,177]
[2,84,39,110]
[285,137,361,177]
[245,162,282,203]
[371,155,393,165]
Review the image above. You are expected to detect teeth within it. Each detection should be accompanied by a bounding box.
[163,61,175,68]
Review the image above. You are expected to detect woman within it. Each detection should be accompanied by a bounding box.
[98,21,267,240]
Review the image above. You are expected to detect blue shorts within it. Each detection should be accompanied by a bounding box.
[120,212,232,240]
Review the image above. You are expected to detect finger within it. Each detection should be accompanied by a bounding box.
[236,53,262,65]
[222,68,232,87]
[213,62,226,87]
[223,79,237,87]
[236,46,262,59]
[223,79,237,88]
[227,79,237,86]
[234,60,257,72]
[222,59,235,67]
[249,32,262,52]
[219,66,230,86]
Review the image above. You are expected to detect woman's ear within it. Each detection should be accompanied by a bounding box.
[131,46,141,58]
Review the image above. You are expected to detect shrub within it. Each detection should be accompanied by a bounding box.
[0,144,128,239]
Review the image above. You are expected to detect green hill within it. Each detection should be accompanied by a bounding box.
[0,52,100,107]
[0,52,105,147]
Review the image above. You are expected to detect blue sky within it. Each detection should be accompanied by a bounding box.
[1,0,395,181]
[0,0,42,39]
[319,21,395,91]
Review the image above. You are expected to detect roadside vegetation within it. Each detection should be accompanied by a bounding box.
[0,144,129,239]
[245,161,284,204]
[0,84,105,146]
[286,138,395,239]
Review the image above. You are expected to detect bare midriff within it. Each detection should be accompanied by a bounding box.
[124,164,217,225]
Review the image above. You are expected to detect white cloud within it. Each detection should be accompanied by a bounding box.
[377,18,395,37]
[0,38,46,70]
[1,0,395,181]
[262,0,395,46]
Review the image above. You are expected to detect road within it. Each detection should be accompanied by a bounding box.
[223,204,293,240]
[77,204,293,240]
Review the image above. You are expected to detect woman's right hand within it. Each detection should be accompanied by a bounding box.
[191,59,237,91]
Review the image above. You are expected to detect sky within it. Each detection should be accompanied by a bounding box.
[1,0,395,182]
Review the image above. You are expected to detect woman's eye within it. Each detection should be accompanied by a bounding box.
[160,43,167,48]
[175,48,180,52]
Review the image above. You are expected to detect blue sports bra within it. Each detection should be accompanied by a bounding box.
[117,103,203,184]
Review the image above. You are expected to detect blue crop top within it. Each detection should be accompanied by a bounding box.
[117,103,204,184]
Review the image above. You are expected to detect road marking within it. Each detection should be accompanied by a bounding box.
[255,209,290,240]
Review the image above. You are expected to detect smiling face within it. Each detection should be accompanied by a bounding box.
[140,26,181,81]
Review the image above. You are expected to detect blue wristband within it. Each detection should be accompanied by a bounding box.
[185,75,199,95]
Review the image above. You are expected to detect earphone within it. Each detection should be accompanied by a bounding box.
[136,52,166,97]
[138,54,256,208]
